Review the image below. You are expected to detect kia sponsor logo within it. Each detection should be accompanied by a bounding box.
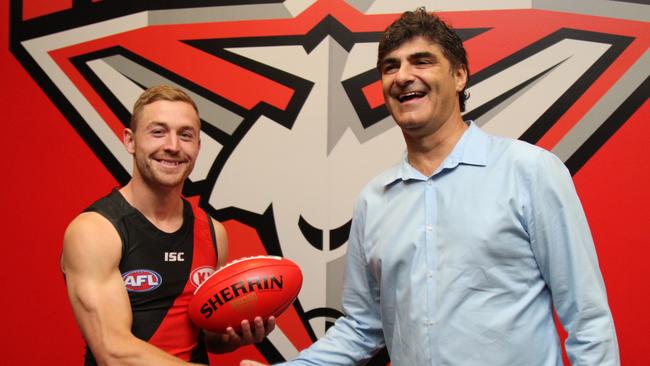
[191,266,215,288]
[122,269,162,292]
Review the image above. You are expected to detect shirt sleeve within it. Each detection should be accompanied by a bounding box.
[278,198,385,365]
[527,150,619,366]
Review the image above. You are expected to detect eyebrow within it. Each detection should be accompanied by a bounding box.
[379,56,398,66]
[178,125,198,134]
[380,51,438,67]
[145,121,168,129]
[145,121,198,132]
[408,51,436,60]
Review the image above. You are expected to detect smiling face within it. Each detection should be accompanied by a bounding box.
[380,36,467,139]
[124,100,201,189]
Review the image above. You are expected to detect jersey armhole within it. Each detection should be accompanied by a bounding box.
[206,212,219,261]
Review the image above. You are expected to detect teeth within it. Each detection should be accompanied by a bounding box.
[158,160,180,166]
[398,91,425,102]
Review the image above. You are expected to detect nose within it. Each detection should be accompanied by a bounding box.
[394,64,414,87]
[163,133,181,153]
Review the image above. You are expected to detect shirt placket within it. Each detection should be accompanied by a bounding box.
[424,177,438,364]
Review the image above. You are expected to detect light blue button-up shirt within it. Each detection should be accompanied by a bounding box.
[282,122,618,365]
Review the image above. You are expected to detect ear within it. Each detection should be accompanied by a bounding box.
[123,128,135,154]
[454,66,468,92]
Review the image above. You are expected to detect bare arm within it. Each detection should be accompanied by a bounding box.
[61,212,203,366]
[204,219,276,354]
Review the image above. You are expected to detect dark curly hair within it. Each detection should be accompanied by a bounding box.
[377,7,470,112]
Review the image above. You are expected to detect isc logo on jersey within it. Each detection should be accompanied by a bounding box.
[191,266,215,288]
[122,269,162,292]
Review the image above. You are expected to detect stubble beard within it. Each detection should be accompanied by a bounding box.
[135,154,193,190]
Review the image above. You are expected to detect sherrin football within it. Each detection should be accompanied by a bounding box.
[188,255,303,333]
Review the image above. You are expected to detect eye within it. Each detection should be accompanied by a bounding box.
[151,129,165,136]
[180,131,196,140]
[381,64,398,74]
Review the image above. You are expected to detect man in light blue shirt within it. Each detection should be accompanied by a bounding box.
[242,7,618,366]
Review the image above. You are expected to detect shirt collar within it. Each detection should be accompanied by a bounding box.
[382,121,489,186]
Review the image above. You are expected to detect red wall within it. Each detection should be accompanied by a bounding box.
[1,7,114,365]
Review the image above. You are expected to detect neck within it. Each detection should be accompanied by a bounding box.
[404,116,468,177]
[120,177,185,232]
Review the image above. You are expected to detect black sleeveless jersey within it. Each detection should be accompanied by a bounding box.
[83,189,219,365]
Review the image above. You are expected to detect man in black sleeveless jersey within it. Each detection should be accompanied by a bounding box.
[62,85,275,365]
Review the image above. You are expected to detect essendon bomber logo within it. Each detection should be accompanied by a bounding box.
[10,0,648,364]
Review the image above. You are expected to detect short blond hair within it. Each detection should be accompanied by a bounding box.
[130,85,199,130]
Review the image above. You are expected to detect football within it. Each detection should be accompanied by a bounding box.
[188,255,303,333]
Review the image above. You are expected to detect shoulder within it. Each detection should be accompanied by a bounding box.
[84,189,132,228]
[62,212,122,273]
[488,133,541,160]
[64,211,120,242]
[62,190,124,271]
[485,134,577,210]
[487,134,566,173]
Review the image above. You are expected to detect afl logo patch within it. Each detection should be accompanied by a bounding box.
[122,269,162,292]
[191,266,215,288]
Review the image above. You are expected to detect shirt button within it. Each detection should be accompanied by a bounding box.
[427,180,433,186]
[427,271,433,278]
[426,225,433,231]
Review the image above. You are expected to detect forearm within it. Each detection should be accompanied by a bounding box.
[278,315,384,366]
[89,333,200,366]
